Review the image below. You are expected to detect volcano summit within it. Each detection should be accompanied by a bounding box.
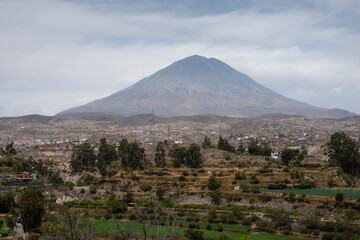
[59,55,354,118]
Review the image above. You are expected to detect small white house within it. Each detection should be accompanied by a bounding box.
[234,186,240,191]
[271,152,280,159]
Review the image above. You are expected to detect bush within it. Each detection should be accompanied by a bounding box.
[106,200,127,213]
[250,174,259,184]
[206,224,212,230]
[219,234,231,240]
[140,182,152,192]
[283,230,290,235]
[80,188,85,194]
[208,175,221,191]
[65,181,75,190]
[49,172,64,185]
[303,216,320,230]
[335,192,344,202]
[185,228,204,240]
[268,183,287,189]
[107,168,118,177]
[90,184,97,194]
[178,175,186,181]
[130,174,140,180]
[217,225,223,232]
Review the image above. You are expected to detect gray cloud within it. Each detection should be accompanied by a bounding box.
[0,0,359,116]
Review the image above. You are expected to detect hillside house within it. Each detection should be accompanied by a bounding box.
[16,172,32,181]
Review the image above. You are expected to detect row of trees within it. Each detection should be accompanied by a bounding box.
[202,135,272,156]
[70,138,146,175]
[168,143,203,168]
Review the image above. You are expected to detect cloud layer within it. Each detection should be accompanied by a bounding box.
[0,0,359,116]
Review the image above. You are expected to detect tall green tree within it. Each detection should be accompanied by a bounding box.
[118,139,146,169]
[202,135,212,149]
[70,144,96,172]
[97,138,117,176]
[208,175,221,191]
[20,187,45,233]
[169,145,187,168]
[281,148,299,166]
[217,135,235,153]
[2,142,17,156]
[185,143,203,168]
[0,191,15,213]
[325,132,360,176]
[155,141,166,167]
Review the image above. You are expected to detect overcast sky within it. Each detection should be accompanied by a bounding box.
[0,0,359,117]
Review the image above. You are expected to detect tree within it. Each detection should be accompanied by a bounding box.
[133,201,181,240]
[335,192,344,202]
[118,139,146,169]
[70,144,96,172]
[208,175,221,191]
[169,145,187,168]
[49,171,64,185]
[211,191,222,205]
[217,135,235,153]
[185,143,203,168]
[0,191,15,213]
[1,142,17,157]
[281,148,299,166]
[185,228,204,240]
[237,144,246,154]
[156,187,166,201]
[106,200,128,214]
[325,132,360,176]
[41,205,95,240]
[97,138,118,176]
[155,141,166,167]
[20,187,45,233]
[202,136,212,149]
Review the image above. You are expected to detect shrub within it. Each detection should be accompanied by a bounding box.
[283,230,290,235]
[130,174,140,180]
[90,184,97,194]
[80,188,85,194]
[217,225,223,232]
[235,171,246,180]
[107,168,118,177]
[65,181,75,190]
[140,182,152,192]
[250,174,259,184]
[219,234,231,240]
[268,183,287,189]
[335,192,344,202]
[206,224,212,230]
[49,172,64,185]
[178,175,186,181]
[208,175,221,191]
[185,229,204,240]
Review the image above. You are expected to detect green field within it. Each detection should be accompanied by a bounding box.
[261,188,360,198]
[249,233,310,240]
[94,219,311,239]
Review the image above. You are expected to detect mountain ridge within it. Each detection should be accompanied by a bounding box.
[58,55,355,118]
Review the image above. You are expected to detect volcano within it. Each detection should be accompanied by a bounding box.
[58,55,354,118]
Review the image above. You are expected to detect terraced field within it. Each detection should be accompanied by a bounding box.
[261,189,360,198]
